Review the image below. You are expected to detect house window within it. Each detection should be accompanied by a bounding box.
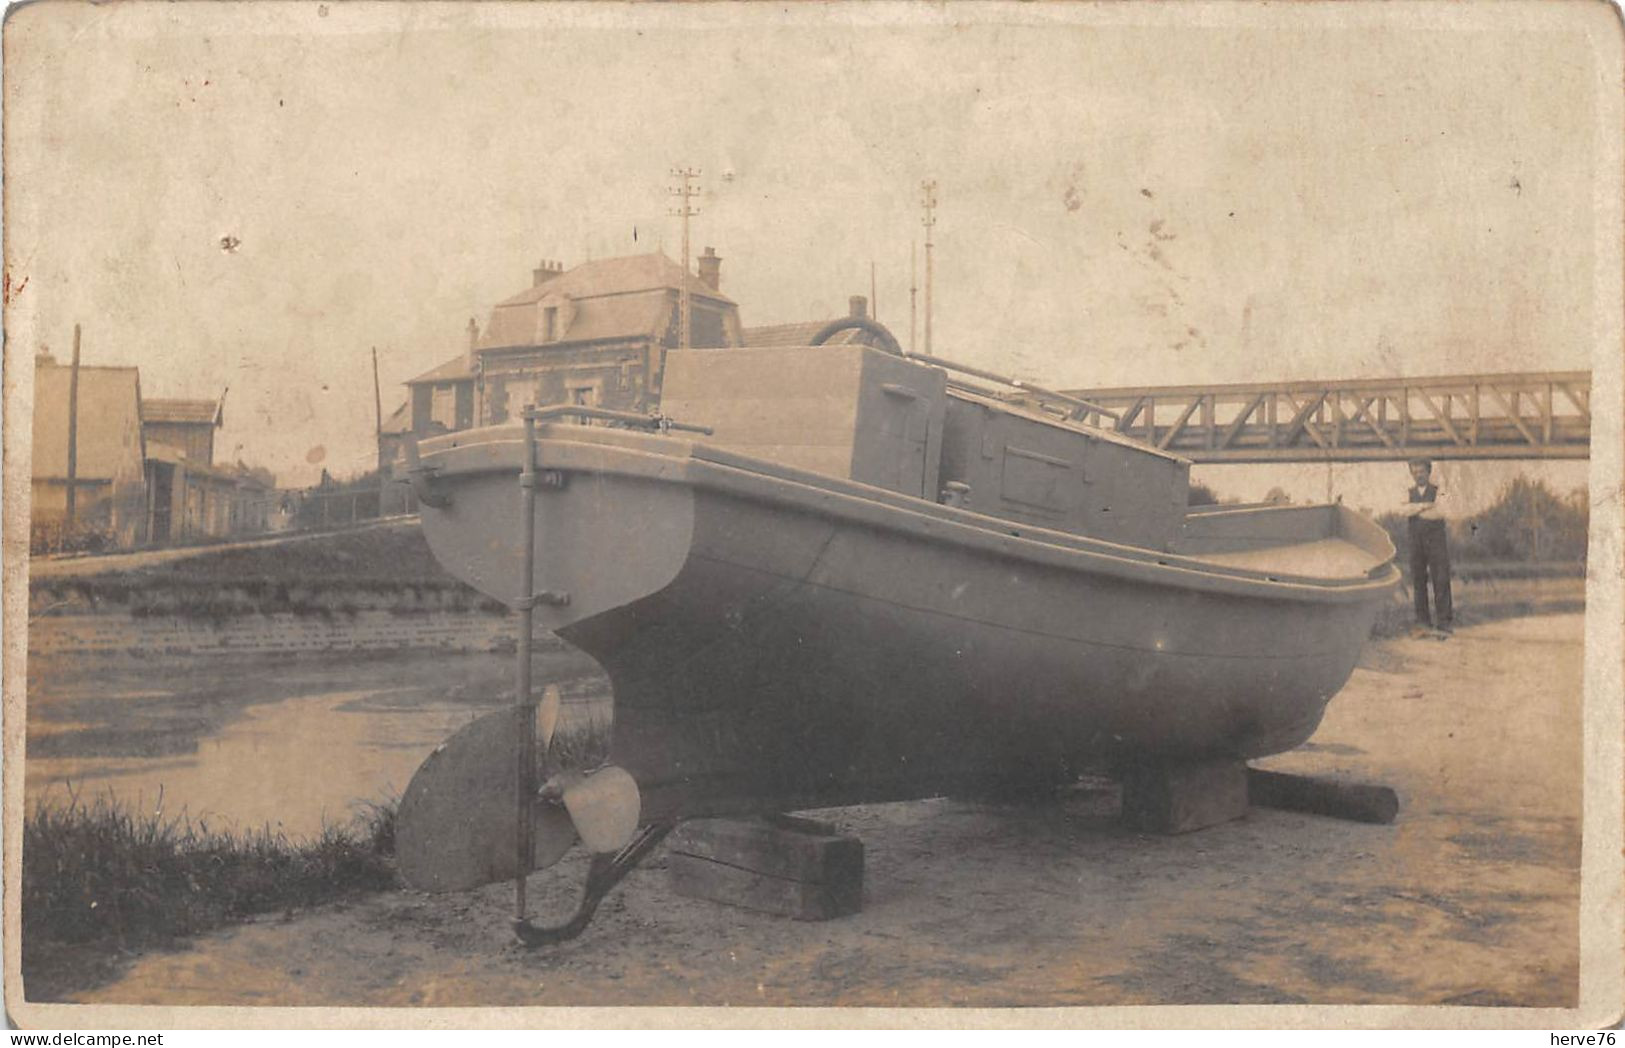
[487,379,510,424]
[543,306,559,342]
[431,385,457,429]
[570,385,596,407]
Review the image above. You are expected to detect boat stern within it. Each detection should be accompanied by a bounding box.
[400,424,699,632]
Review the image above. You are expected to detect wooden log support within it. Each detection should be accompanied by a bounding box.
[1247,768,1400,825]
[1119,758,1249,834]
[667,816,864,921]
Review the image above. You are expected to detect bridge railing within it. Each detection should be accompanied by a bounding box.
[1063,371,1591,463]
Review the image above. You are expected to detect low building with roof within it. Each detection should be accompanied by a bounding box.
[377,399,414,474]
[141,397,222,466]
[740,295,886,349]
[139,393,268,543]
[144,445,276,543]
[376,400,420,514]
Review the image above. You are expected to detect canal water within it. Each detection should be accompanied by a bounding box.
[24,648,611,840]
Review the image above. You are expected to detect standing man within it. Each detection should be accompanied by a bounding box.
[1404,459,1453,635]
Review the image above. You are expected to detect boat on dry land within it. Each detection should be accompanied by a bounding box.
[395,320,1400,941]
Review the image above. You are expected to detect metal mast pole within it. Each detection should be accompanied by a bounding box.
[372,347,385,513]
[910,243,918,355]
[513,413,540,921]
[668,167,701,350]
[371,347,383,444]
[921,180,937,356]
[65,324,81,534]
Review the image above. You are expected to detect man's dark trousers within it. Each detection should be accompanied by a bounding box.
[1409,519,1453,628]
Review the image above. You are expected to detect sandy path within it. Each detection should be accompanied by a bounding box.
[44,614,1582,1009]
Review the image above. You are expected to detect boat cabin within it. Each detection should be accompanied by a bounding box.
[661,344,1192,550]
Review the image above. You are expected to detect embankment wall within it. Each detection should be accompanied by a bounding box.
[28,558,1588,656]
[27,579,543,657]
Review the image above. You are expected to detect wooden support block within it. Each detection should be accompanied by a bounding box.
[1247,768,1400,824]
[667,817,863,920]
[764,813,839,837]
[1119,758,1248,834]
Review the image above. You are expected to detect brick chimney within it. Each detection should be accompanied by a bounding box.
[532,259,564,287]
[697,246,722,291]
[848,295,869,319]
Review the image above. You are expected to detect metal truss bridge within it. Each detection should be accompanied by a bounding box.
[1063,371,1592,463]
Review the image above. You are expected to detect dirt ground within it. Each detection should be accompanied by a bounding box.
[33,613,1582,1010]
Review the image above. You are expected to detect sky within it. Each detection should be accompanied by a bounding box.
[4,2,1612,508]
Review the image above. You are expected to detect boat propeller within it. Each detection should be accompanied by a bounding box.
[395,684,655,938]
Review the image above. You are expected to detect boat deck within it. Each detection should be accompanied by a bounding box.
[1185,538,1386,580]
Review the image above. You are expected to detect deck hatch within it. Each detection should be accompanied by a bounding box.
[1000,444,1075,514]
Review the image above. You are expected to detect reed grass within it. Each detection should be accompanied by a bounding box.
[25,721,609,954]
[22,788,397,964]
[23,720,613,995]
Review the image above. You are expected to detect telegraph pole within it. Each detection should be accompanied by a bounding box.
[921,179,937,355]
[65,324,82,534]
[910,242,918,355]
[668,166,701,349]
[371,347,383,438]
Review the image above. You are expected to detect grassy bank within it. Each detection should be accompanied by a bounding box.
[116,521,449,585]
[27,520,514,620]
[22,721,615,1000]
[22,792,397,999]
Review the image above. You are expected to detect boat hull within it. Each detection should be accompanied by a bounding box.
[414,426,1396,821]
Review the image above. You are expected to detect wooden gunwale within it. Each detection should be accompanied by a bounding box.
[415,426,1400,606]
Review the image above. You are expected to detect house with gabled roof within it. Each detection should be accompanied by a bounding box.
[141,397,223,467]
[402,248,743,439]
[30,353,148,548]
